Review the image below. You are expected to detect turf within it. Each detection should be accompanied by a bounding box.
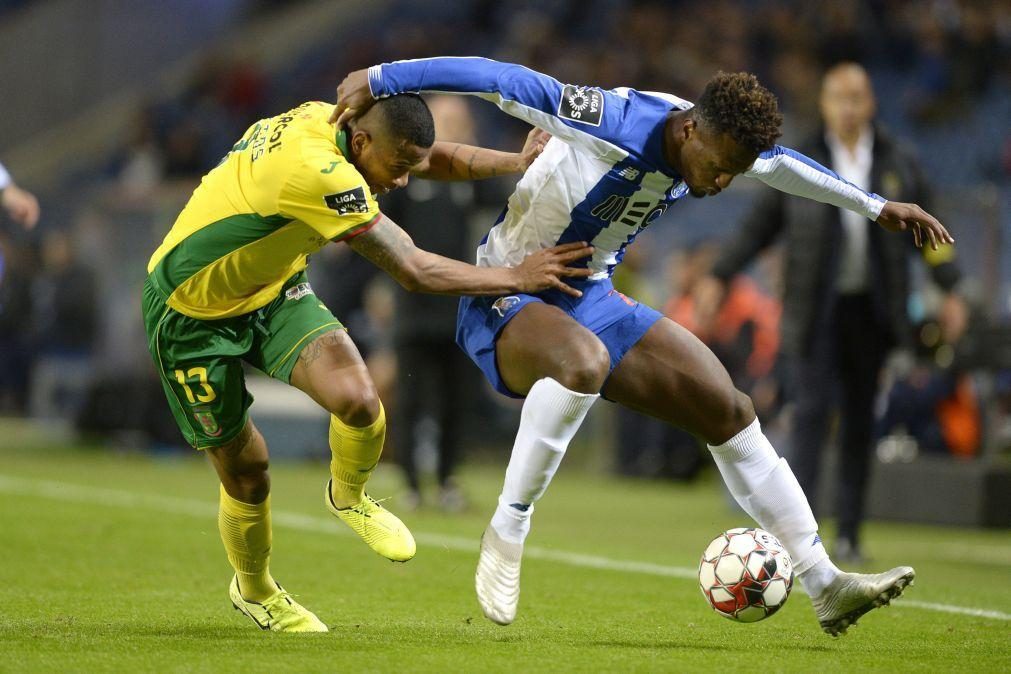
[1,443,1008,673]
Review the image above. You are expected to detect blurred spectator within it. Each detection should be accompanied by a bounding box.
[613,244,707,481]
[0,159,41,414]
[668,242,784,419]
[877,320,980,459]
[28,229,98,419]
[380,96,489,511]
[0,234,34,413]
[704,62,964,563]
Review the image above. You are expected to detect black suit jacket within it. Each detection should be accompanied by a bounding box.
[712,125,959,357]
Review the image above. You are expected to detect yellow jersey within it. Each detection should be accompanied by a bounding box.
[147,101,380,320]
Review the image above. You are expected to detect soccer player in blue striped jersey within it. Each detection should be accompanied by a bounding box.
[334,58,952,636]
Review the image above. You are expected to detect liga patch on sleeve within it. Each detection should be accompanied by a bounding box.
[324,186,370,215]
[557,85,604,126]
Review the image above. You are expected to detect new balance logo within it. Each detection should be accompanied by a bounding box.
[618,166,640,181]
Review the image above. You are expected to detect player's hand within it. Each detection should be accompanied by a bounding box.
[330,68,375,128]
[517,128,551,171]
[876,201,954,250]
[1,183,40,229]
[512,242,594,297]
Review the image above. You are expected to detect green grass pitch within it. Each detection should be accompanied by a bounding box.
[1,443,1008,673]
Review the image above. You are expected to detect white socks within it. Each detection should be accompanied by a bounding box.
[490,378,599,544]
[708,418,840,596]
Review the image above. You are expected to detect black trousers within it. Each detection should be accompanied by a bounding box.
[394,337,471,490]
[787,294,889,544]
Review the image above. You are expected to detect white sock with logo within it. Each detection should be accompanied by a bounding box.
[490,378,599,544]
[708,418,840,597]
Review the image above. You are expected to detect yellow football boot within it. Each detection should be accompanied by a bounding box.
[228,576,328,633]
[325,479,416,562]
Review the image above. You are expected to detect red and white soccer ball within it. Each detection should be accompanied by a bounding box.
[698,527,794,623]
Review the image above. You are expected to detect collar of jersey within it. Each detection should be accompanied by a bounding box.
[335,128,350,159]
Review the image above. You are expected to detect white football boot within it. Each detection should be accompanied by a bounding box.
[475,525,523,625]
[812,566,915,636]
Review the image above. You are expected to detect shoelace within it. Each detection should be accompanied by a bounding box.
[262,590,294,612]
[348,494,391,516]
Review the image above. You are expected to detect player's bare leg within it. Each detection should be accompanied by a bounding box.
[604,317,914,635]
[290,329,415,561]
[475,304,605,624]
[207,420,327,632]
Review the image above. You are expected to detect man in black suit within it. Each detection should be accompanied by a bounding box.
[702,63,962,562]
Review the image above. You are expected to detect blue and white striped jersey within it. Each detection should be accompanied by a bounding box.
[369,57,886,280]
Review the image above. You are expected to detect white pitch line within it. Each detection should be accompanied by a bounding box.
[1,475,1007,622]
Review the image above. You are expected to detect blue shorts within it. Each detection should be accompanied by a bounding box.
[455,279,663,398]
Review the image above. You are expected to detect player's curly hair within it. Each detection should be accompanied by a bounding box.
[695,72,782,155]
[375,94,436,148]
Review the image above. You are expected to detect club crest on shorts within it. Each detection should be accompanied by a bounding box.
[193,407,222,437]
[491,296,522,317]
[285,282,314,301]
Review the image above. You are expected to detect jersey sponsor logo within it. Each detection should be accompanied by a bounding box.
[591,195,659,229]
[324,186,370,215]
[491,295,522,317]
[285,282,314,301]
[558,85,604,126]
[193,407,222,437]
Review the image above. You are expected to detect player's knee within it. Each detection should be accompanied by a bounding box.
[554,339,610,394]
[721,390,757,441]
[331,381,382,427]
[232,464,271,504]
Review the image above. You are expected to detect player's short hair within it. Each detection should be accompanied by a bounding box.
[375,94,435,148]
[695,72,782,155]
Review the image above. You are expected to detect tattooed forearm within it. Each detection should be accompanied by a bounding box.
[415,141,519,181]
[466,148,477,179]
[347,215,420,287]
[446,144,462,176]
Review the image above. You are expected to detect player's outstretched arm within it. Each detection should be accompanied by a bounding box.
[413,129,550,181]
[745,145,953,249]
[0,160,40,230]
[332,58,628,158]
[0,183,40,229]
[347,214,593,297]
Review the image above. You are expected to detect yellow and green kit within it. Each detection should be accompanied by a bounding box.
[142,101,380,448]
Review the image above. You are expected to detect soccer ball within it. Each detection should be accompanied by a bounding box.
[698,527,794,623]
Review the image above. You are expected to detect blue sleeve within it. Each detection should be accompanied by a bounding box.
[369,57,632,160]
[745,145,886,221]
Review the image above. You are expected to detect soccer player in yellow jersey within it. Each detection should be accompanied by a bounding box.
[142,94,593,632]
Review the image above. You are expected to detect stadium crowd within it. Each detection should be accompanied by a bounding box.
[0,0,1008,500]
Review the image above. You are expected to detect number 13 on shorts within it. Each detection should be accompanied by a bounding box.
[174,366,217,404]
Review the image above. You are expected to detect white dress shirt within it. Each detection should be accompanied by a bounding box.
[827,127,875,294]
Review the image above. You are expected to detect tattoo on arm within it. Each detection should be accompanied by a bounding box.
[347,215,419,283]
[466,148,477,179]
[447,144,462,176]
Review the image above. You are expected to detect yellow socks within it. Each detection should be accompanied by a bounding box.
[218,484,276,602]
[328,402,386,508]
